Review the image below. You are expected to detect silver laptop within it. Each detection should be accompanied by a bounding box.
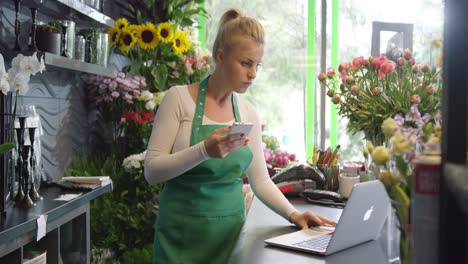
[264,180,390,256]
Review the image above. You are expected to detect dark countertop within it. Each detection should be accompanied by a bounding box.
[229,196,396,264]
[0,182,112,246]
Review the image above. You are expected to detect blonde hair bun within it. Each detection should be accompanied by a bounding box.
[212,8,264,61]
[219,8,246,27]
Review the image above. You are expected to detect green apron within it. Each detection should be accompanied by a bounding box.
[152,77,253,264]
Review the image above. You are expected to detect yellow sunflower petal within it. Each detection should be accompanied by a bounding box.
[119,28,137,53]
[108,27,120,46]
[137,23,159,50]
[156,22,174,43]
[114,18,129,31]
[172,31,191,55]
[128,25,141,39]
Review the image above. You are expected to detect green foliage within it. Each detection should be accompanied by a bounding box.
[262,134,280,151]
[66,154,163,261]
[120,245,153,264]
[128,0,208,26]
[0,143,15,156]
[37,20,62,33]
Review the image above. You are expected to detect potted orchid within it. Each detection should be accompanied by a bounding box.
[0,52,45,155]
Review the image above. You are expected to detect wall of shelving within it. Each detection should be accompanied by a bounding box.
[0,0,126,182]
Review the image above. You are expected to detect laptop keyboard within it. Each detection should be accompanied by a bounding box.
[293,234,332,251]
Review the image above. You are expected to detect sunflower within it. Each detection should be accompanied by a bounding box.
[108,27,120,46]
[156,22,174,43]
[114,18,129,31]
[137,23,159,50]
[119,28,137,53]
[127,24,141,39]
[172,31,191,55]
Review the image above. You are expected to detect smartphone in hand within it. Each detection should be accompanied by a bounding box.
[229,122,254,136]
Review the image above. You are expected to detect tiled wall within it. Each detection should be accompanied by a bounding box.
[0,3,124,182]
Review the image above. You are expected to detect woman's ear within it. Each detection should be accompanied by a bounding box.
[215,49,224,66]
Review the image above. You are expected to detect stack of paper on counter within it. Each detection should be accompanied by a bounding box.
[61,176,113,189]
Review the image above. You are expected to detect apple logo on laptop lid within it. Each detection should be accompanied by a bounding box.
[363,206,374,221]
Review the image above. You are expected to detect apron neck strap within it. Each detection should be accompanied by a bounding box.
[190,76,241,145]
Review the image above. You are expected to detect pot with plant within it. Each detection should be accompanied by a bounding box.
[36,20,62,55]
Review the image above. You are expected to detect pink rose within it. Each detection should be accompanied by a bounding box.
[397,57,406,65]
[410,95,421,105]
[426,85,435,94]
[318,73,327,82]
[372,55,387,70]
[111,91,119,98]
[332,95,340,104]
[421,64,430,73]
[403,48,412,60]
[378,70,386,79]
[372,87,381,95]
[411,64,420,72]
[185,62,194,75]
[340,72,348,82]
[363,59,370,66]
[326,67,336,78]
[410,58,415,65]
[289,153,296,161]
[351,56,365,69]
[380,61,396,74]
[350,85,359,95]
[338,63,348,73]
[344,75,354,86]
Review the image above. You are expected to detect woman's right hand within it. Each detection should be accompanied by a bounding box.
[204,127,248,158]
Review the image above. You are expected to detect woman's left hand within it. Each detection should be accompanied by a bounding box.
[288,210,336,230]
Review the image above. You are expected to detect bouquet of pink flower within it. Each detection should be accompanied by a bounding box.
[262,134,297,177]
[318,49,442,145]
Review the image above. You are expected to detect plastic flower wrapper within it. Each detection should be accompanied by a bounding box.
[318,49,442,146]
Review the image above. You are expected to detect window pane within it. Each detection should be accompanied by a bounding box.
[205,0,308,159]
[334,0,444,161]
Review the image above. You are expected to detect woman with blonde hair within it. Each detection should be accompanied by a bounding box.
[145,8,335,263]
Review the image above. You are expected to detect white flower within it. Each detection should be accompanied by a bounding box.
[145,100,156,110]
[8,71,30,95]
[38,54,45,73]
[185,26,200,49]
[19,52,42,75]
[0,53,9,95]
[0,53,6,74]
[11,53,24,71]
[0,78,9,95]
[122,151,147,170]
[140,90,154,101]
